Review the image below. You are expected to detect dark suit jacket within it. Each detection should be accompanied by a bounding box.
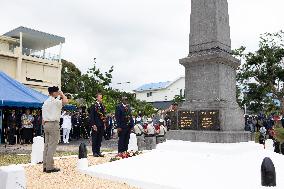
[89,102,106,128]
[33,115,42,129]
[115,104,134,129]
[8,114,17,128]
[105,116,113,128]
[108,117,113,127]
[72,115,82,127]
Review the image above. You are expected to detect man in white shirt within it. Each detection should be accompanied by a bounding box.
[61,111,72,144]
[259,125,267,145]
[42,86,68,173]
[145,118,155,136]
[156,119,167,144]
[133,117,146,151]
[144,118,156,150]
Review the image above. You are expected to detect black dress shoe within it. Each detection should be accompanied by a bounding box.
[45,168,60,173]
[43,168,46,172]
[93,153,104,157]
[93,153,100,157]
[98,153,105,157]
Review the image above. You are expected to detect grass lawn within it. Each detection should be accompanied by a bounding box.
[0,154,31,166]
[0,149,114,166]
[0,151,79,166]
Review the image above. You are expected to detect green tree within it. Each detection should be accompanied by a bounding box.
[131,99,157,117]
[173,95,185,105]
[61,58,157,115]
[77,59,114,107]
[61,59,82,94]
[103,89,123,113]
[234,31,284,114]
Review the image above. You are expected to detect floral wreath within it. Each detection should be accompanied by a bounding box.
[124,105,131,126]
[95,103,106,122]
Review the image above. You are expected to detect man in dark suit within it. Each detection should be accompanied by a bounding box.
[115,97,134,154]
[89,93,106,157]
[71,112,82,140]
[7,110,17,145]
[33,110,42,137]
[104,114,113,140]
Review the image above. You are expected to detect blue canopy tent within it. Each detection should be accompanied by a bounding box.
[0,71,48,108]
[0,71,48,143]
[63,104,77,111]
[0,72,78,143]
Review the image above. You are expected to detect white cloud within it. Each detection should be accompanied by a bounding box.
[1,0,284,91]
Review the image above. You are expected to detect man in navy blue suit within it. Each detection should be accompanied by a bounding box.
[115,96,134,153]
[90,93,106,157]
[104,114,113,140]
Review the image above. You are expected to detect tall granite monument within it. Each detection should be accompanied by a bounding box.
[167,0,252,143]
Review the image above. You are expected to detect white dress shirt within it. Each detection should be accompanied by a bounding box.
[42,96,62,122]
[134,124,144,135]
[146,123,155,135]
[61,115,72,129]
[158,125,167,136]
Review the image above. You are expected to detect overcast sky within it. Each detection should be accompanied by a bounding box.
[1,0,284,91]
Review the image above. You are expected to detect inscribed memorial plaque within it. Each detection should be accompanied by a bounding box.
[198,110,220,131]
[178,111,197,130]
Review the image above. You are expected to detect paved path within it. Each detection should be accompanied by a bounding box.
[0,138,118,154]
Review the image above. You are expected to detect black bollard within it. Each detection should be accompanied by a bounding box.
[274,140,280,154]
[79,143,87,159]
[259,135,265,145]
[261,157,276,187]
[281,143,284,155]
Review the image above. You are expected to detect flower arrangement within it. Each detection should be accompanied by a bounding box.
[109,151,143,162]
[124,106,132,126]
[143,123,148,129]
[154,124,160,130]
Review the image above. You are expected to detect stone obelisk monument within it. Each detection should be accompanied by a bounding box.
[168,0,252,143]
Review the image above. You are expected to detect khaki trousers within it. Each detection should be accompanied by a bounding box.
[43,121,60,170]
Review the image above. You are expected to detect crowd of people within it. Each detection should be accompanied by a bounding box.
[244,114,283,140]
[1,109,42,145]
[243,113,284,151]
[1,106,170,147]
[60,110,114,144]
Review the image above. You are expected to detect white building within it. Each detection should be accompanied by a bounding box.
[134,76,185,109]
[0,26,65,94]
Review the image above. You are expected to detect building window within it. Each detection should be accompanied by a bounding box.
[147,92,153,97]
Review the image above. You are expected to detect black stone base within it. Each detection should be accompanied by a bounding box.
[167,130,254,143]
